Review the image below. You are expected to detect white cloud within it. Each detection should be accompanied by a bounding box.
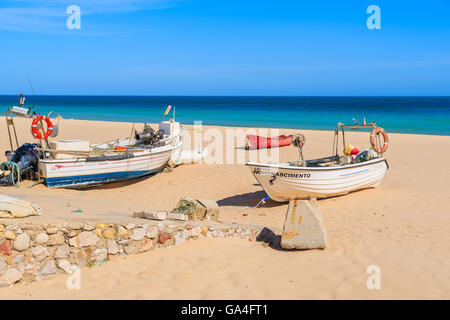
[0,0,176,33]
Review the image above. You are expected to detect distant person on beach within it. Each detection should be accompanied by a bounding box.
[19,92,25,107]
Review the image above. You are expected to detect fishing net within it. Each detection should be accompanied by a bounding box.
[171,197,207,221]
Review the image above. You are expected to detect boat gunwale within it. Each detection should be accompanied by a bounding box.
[246,157,388,171]
[38,140,181,164]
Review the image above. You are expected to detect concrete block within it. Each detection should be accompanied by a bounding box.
[167,212,188,221]
[134,211,167,221]
[281,198,326,250]
[197,199,220,221]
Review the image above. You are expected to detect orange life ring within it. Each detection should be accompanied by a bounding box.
[31,115,53,140]
[370,126,389,154]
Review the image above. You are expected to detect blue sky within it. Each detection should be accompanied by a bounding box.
[0,0,449,95]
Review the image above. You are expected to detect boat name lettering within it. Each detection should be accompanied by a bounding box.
[253,168,311,179]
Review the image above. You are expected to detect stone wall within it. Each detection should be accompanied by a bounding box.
[0,220,261,287]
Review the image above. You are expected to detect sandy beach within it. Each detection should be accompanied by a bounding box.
[0,117,449,299]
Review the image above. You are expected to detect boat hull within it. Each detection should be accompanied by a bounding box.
[247,158,388,202]
[246,134,293,149]
[39,146,177,188]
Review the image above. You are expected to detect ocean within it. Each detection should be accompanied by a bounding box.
[0,96,449,136]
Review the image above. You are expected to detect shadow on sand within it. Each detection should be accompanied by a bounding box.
[78,175,155,191]
[217,190,284,208]
[256,227,320,252]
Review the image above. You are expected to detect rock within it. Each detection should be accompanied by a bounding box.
[107,240,119,255]
[48,233,66,246]
[256,227,282,249]
[163,223,176,234]
[0,240,12,256]
[191,227,201,237]
[145,226,158,239]
[125,223,135,230]
[34,233,49,245]
[46,227,58,234]
[201,226,208,234]
[102,228,116,240]
[12,255,24,264]
[167,212,188,221]
[116,225,128,237]
[206,231,213,238]
[182,229,192,239]
[131,228,146,241]
[32,246,50,261]
[57,259,73,274]
[24,263,40,275]
[55,244,70,259]
[5,224,19,231]
[158,232,172,244]
[138,239,153,253]
[68,230,79,237]
[13,233,30,251]
[212,230,218,237]
[124,245,136,254]
[3,230,15,240]
[280,199,327,250]
[0,268,22,284]
[67,222,83,230]
[174,233,185,245]
[41,260,57,275]
[0,258,7,274]
[22,224,44,231]
[3,256,12,265]
[227,229,235,235]
[96,223,109,229]
[185,225,193,230]
[69,231,99,248]
[90,249,108,262]
[83,224,95,231]
[0,225,4,232]
[94,228,102,237]
[218,231,225,238]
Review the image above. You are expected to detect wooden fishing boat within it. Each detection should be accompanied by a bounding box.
[37,117,183,188]
[246,134,293,149]
[38,134,182,188]
[246,122,389,201]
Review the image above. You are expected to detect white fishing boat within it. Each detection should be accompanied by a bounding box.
[1,102,192,188]
[247,121,389,202]
[38,132,182,189]
[37,105,184,188]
